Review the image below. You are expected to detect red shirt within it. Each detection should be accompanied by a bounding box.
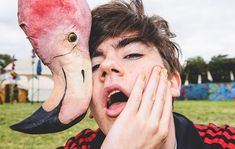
[62,113,235,149]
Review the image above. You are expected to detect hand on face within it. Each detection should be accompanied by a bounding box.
[101,66,176,149]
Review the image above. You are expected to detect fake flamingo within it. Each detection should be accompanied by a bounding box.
[10,0,92,134]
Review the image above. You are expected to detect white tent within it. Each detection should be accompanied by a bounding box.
[28,76,53,102]
[1,58,53,102]
[4,57,51,76]
[1,74,28,90]
[230,71,234,81]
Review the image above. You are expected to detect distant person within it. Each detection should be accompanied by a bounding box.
[0,90,3,104]
[12,84,19,103]
[62,0,235,148]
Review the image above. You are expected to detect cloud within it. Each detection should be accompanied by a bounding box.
[143,0,235,63]
[0,1,17,25]
[0,0,235,63]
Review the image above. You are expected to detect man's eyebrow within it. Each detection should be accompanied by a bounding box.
[116,37,144,49]
[91,37,144,58]
[92,50,103,58]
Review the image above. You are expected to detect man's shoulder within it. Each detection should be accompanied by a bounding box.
[195,123,235,149]
[73,128,100,140]
[173,112,206,149]
[173,112,235,148]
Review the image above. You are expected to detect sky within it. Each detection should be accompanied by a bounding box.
[0,0,235,64]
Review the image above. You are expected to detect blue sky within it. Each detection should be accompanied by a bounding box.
[0,0,235,64]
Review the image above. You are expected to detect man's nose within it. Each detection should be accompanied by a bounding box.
[99,58,124,81]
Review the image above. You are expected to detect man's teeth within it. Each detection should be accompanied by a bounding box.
[108,90,120,98]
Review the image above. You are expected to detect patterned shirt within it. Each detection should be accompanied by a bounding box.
[62,113,235,149]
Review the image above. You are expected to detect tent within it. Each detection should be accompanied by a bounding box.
[4,57,51,77]
[1,74,28,90]
[28,76,53,102]
[0,57,53,102]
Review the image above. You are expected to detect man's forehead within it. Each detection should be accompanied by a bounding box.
[92,33,145,58]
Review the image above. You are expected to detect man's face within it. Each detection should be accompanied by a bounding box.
[90,33,165,135]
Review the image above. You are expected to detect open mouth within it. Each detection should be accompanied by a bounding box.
[107,90,128,109]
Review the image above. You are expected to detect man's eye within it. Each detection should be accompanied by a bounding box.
[92,64,100,72]
[124,53,143,59]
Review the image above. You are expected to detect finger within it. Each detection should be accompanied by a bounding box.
[149,69,168,124]
[158,81,173,131]
[138,66,161,117]
[123,73,145,114]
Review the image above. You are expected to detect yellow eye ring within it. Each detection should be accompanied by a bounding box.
[68,32,77,42]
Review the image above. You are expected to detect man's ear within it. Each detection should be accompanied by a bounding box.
[169,71,181,97]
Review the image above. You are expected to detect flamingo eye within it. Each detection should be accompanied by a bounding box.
[68,32,77,42]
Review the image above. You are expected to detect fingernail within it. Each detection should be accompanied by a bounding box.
[155,65,161,75]
[140,73,145,81]
[168,81,171,86]
[162,68,168,77]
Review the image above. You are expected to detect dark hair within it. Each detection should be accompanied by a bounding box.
[89,0,181,73]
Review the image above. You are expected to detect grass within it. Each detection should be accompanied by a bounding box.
[0,100,235,148]
[0,103,98,149]
[174,100,235,126]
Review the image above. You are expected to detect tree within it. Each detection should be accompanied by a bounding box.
[0,54,14,69]
[183,56,208,84]
[208,55,235,83]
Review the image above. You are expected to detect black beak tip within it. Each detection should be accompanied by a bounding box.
[9,106,86,134]
[9,123,27,133]
[9,124,17,131]
[9,121,35,134]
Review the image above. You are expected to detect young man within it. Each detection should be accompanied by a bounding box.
[63,0,235,148]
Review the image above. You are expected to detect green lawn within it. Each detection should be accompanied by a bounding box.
[0,100,235,148]
[174,100,235,126]
[0,103,98,149]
